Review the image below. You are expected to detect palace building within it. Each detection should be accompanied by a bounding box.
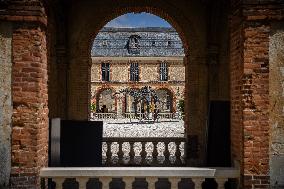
[1,1,284,188]
[91,27,185,115]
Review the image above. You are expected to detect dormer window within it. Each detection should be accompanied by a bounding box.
[102,40,108,47]
[127,35,141,54]
[167,41,172,47]
[152,41,156,46]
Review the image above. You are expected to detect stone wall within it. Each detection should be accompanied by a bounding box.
[0,21,12,188]
[140,63,159,82]
[269,23,284,187]
[111,63,129,82]
[91,57,185,114]
[91,58,185,83]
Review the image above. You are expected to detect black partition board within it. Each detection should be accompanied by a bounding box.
[60,120,103,167]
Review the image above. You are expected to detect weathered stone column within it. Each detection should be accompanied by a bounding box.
[269,23,284,188]
[0,21,12,188]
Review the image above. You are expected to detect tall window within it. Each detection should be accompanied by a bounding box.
[101,63,110,81]
[160,62,168,81]
[130,62,139,81]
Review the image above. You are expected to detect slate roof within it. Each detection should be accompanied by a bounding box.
[91,27,185,57]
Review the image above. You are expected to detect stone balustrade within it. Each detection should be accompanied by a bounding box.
[91,113,181,120]
[124,113,144,119]
[102,137,185,166]
[158,113,179,119]
[124,113,180,120]
[92,113,118,119]
[40,167,240,189]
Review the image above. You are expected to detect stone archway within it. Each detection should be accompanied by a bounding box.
[2,0,283,188]
[95,88,117,113]
[156,87,176,113]
[65,1,208,167]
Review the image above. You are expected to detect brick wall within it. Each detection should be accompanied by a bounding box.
[242,23,270,189]
[230,1,284,188]
[10,24,48,188]
[2,1,283,188]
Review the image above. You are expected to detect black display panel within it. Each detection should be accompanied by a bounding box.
[49,119,103,167]
[206,101,231,167]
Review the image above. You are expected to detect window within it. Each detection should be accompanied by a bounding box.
[101,63,110,81]
[102,40,107,47]
[130,62,139,81]
[160,62,168,81]
[127,35,141,54]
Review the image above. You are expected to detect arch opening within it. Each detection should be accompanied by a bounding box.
[89,12,187,166]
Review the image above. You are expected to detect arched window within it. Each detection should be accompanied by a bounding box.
[156,89,173,112]
[97,89,115,112]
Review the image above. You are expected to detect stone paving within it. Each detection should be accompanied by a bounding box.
[102,118,185,137]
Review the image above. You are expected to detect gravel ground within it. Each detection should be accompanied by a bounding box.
[102,118,185,137]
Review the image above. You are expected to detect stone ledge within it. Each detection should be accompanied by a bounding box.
[40,167,240,178]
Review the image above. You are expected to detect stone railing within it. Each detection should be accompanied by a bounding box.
[124,113,180,120]
[91,113,181,120]
[40,167,240,189]
[158,113,179,119]
[124,113,144,119]
[102,137,185,166]
[92,113,117,119]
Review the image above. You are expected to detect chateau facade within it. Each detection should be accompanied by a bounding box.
[91,27,185,114]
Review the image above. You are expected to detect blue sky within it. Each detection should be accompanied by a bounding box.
[105,13,172,28]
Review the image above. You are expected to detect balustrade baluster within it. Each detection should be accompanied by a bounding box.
[53,178,65,189]
[192,178,204,189]
[146,177,158,189]
[168,177,181,189]
[100,177,112,189]
[174,141,182,165]
[141,142,147,165]
[118,141,124,165]
[77,177,88,189]
[129,141,135,165]
[164,141,171,165]
[123,177,135,189]
[215,178,227,189]
[106,142,112,166]
[152,142,158,165]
